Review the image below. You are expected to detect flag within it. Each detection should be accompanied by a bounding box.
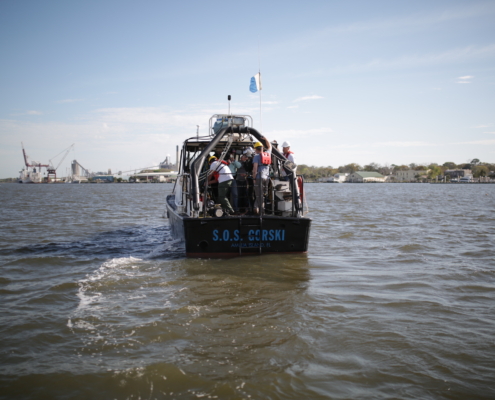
[249,73,262,93]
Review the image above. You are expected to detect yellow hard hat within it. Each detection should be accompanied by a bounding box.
[208,156,217,162]
[254,141,263,148]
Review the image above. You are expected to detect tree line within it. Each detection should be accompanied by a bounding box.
[297,159,495,180]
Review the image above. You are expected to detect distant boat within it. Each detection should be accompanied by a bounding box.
[459,176,473,183]
[18,167,43,183]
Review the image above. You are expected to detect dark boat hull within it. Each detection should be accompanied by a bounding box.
[166,199,311,258]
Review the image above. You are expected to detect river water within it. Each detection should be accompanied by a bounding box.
[1,182,494,399]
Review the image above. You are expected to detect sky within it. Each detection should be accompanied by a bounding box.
[1,0,494,178]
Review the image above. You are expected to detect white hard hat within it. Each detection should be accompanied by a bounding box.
[282,141,291,148]
[243,147,254,156]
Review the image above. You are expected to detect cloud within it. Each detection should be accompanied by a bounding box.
[266,2,495,60]
[287,105,299,109]
[286,44,495,80]
[57,99,84,104]
[5,110,43,116]
[293,95,324,102]
[330,3,495,35]
[473,124,491,128]
[484,131,495,134]
[94,107,211,128]
[267,127,332,138]
[456,75,474,84]
[373,141,435,147]
[454,139,495,145]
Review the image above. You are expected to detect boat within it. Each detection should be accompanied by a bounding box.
[18,167,43,183]
[166,113,311,257]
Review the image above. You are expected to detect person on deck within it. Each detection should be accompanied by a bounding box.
[236,153,252,214]
[227,153,241,212]
[281,141,296,180]
[252,135,272,215]
[208,156,235,215]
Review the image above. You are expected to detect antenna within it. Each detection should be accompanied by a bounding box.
[196,125,199,139]
[228,95,231,116]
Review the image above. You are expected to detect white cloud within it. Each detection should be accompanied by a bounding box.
[287,105,299,109]
[265,2,495,61]
[373,141,435,147]
[10,110,43,116]
[94,107,211,128]
[330,3,495,35]
[456,75,474,83]
[484,131,495,134]
[267,127,332,138]
[293,95,324,102]
[454,139,495,145]
[57,99,84,104]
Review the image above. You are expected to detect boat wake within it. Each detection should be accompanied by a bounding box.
[2,224,184,261]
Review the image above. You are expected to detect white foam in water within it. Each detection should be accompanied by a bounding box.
[75,256,144,311]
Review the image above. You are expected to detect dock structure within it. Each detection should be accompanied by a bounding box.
[129,171,178,183]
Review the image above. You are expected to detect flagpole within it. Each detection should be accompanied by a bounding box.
[259,79,262,134]
[258,40,262,134]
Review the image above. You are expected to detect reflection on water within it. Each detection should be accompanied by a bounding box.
[0,183,494,399]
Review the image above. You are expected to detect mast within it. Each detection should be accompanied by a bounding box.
[258,41,262,133]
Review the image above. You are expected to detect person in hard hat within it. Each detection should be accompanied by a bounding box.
[236,152,253,214]
[281,140,296,179]
[243,147,254,157]
[282,141,295,163]
[208,155,235,216]
[252,135,272,215]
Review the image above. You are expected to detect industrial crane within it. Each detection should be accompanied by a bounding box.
[21,142,50,169]
[20,142,75,182]
[47,144,75,182]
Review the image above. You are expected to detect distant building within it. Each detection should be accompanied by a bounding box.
[348,171,385,183]
[445,169,472,179]
[396,169,427,182]
[130,171,178,183]
[333,173,348,183]
[159,155,175,169]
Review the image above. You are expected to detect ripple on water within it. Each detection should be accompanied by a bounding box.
[1,183,495,398]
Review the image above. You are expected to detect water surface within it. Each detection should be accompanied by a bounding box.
[1,183,494,399]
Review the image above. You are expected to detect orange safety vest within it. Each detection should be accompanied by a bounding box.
[260,152,271,165]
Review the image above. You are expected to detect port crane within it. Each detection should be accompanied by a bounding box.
[21,142,75,182]
[47,143,75,182]
[21,142,50,169]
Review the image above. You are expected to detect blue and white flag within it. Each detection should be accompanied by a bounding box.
[249,73,262,93]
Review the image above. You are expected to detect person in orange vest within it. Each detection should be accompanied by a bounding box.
[208,156,235,216]
[252,135,272,215]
